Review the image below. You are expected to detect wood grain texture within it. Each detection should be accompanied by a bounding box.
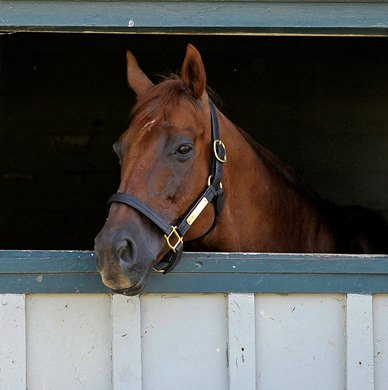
[1,251,388,293]
[1,1,388,35]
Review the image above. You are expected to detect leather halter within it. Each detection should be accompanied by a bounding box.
[107,99,226,273]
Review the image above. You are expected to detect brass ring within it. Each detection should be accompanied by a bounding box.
[213,140,227,163]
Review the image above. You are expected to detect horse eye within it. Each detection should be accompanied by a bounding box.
[176,144,193,156]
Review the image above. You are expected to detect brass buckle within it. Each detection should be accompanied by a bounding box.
[164,226,183,253]
[213,140,227,163]
[208,175,223,188]
[152,266,165,273]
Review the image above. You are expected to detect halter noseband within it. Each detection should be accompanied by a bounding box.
[107,99,226,273]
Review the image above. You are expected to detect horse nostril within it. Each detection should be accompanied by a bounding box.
[118,239,137,272]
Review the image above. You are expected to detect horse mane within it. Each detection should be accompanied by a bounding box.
[129,77,388,253]
[236,125,325,205]
[235,125,388,253]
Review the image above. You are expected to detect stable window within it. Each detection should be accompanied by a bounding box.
[1,3,388,389]
[1,32,387,250]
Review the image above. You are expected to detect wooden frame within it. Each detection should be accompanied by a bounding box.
[1,251,388,294]
[1,5,387,388]
[1,1,388,36]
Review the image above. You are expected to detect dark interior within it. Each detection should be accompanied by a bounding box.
[1,33,387,249]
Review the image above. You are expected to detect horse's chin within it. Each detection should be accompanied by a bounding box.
[112,283,146,296]
[110,274,149,295]
[104,266,152,296]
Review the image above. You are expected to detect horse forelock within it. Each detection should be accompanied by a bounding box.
[129,77,197,126]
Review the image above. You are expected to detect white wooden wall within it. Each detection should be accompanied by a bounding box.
[1,293,387,390]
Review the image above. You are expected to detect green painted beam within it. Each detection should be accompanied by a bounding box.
[1,1,388,36]
[1,250,388,294]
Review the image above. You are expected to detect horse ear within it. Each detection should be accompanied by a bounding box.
[126,50,154,96]
[182,44,207,100]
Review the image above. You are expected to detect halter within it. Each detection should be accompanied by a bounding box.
[107,100,226,273]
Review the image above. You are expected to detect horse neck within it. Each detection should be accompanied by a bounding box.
[202,114,338,253]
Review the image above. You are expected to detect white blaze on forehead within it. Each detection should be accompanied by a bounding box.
[140,119,156,132]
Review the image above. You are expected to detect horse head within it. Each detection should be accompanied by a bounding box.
[95,45,225,295]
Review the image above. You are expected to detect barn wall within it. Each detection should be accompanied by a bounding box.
[2,292,388,390]
[1,251,388,389]
[1,33,387,249]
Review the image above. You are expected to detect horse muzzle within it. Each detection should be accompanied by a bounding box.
[95,228,153,291]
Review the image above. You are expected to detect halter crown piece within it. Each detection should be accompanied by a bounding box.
[107,99,226,273]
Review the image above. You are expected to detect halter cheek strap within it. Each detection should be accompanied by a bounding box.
[107,99,226,273]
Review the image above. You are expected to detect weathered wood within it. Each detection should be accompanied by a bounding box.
[227,293,256,390]
[346,294,374,390]
[140,294,228,389]
[1,251,388,293]
[1,1,388,35]
[255,294,346,389]
[2,291,387,389]
[373,294,388,389]
[2,250,388,273]
[112,295,142,390]
[25,294,112,388]
[0,294,26,389]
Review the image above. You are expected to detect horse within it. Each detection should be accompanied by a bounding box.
[94,44,388,295]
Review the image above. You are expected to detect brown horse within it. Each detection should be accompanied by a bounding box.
[95,44,387,295]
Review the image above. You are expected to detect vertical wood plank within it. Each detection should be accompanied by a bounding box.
[373,294,388,390]
[256,294,346,390]
[141,294,227,390]
[227,293,256,390]
[0,294,26,389]
[26,294,112,388]
[346,294,374,390]
[111,295,142,390]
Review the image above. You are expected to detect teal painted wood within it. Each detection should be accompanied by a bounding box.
[1,1,388,35]
[1,250,388,294]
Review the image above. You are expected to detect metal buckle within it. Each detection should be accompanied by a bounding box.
[164,226,183,253]
[213,140,227,163]
[152,266,166,273]
[208,175,223,188]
